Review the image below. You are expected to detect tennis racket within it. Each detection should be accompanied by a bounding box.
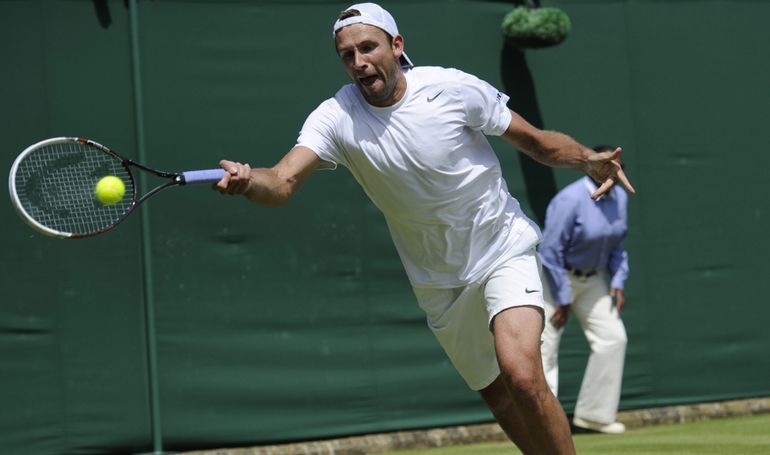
[8,137,226,239]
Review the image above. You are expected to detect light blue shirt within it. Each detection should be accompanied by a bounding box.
[539,176,629,306]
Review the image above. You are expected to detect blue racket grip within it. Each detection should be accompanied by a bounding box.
[181,169,226,185]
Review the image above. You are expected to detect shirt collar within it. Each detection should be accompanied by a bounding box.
[583,176,613,201]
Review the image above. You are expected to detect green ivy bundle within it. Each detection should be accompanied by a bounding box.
[501,5,571,49]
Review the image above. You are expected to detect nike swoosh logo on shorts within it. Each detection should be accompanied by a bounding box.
[427,89,444,102]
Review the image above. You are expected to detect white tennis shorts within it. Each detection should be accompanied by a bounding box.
[412,249,545,391]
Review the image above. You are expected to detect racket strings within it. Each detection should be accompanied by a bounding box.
[14,141,135,236]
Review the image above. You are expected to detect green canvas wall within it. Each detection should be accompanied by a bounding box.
[1,1,768,454]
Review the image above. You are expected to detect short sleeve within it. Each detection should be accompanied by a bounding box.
[457,73,512,136]
[295,98,343,169]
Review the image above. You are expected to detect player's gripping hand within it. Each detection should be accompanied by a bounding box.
[215,160,252,195]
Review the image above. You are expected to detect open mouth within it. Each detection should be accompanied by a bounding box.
[359,75,379,87]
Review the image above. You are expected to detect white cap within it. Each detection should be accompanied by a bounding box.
[332,3,414,69]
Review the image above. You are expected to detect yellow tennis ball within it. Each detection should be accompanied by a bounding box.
[95,176,126,205]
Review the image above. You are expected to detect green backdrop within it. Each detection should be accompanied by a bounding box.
[1,1,768,454]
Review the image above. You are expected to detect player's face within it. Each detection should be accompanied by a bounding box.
[335,24,406,107]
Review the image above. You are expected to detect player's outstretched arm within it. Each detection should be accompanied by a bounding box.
[501,109,635,199]
[214,146,325,207]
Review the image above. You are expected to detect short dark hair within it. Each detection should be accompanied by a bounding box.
[592,144,617,154]
[338,9,360,21]
[592,144,625,169]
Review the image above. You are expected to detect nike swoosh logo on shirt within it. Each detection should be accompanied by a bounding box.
[427,89,444,102]
[525,288,540,294]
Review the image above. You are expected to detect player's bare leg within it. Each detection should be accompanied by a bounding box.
[487,305,576,455]
[480,375,538,454]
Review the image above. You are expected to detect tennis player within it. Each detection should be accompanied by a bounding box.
[215,3,634,454]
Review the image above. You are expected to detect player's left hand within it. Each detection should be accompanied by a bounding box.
[586,147,635,200]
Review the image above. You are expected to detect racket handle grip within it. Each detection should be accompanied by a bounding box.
[182,169,226,184]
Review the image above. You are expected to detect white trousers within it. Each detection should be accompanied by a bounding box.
[540,271,627,424]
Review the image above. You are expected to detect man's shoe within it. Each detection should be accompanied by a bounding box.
[573,416,626,434]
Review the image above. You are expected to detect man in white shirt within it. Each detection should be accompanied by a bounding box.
[214,3,634,454]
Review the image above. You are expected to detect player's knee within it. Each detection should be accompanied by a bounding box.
[502,366,550,404]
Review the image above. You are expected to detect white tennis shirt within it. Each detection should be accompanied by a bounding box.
[296,66,542,288]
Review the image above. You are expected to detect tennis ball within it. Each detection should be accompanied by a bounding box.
[95,176,126,205]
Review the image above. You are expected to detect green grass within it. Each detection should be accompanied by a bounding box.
[380,414,770,455]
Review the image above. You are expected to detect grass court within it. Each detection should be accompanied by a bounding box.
[379,414,770,455]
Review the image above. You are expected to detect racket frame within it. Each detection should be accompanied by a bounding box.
[9,137,222,239]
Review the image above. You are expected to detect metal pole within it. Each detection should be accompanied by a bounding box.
[128,1,168,453]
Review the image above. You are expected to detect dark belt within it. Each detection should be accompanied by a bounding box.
[566,267,596,278]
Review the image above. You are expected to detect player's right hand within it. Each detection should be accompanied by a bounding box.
[215,160,252,195]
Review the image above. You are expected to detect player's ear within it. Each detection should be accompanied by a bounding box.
[392,34,404,60]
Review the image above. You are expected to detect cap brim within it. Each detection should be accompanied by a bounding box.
[399,52,414,69]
